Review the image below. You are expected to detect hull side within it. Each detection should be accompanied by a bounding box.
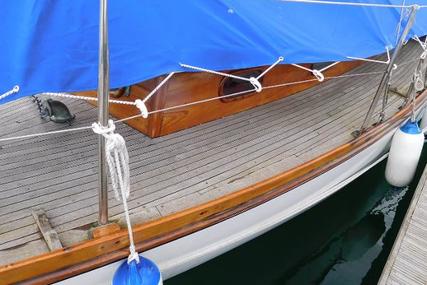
[57,117,400,285]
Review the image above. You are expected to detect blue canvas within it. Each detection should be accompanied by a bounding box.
[0,0,426,103]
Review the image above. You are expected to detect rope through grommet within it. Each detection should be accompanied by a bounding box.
[0,85,19,100]
[347,46,398,70]
[414,35,427,59]
[134,72,175,118]
[180,56,284,93]
[92,119,130,200]
[91,119,140,264]
[291,61,340,82]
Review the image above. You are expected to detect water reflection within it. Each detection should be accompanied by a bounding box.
[167,151,427,285]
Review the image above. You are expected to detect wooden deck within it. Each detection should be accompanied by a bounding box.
[0,42,422,266]
[379,162,427,285]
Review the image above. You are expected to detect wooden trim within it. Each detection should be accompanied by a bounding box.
[147,75,168,138]
[3,91,427,285]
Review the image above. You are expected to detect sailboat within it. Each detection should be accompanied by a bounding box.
[1,1,427,284]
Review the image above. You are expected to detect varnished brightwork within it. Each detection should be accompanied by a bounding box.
[80,62,361,138]
[2,89,426,285]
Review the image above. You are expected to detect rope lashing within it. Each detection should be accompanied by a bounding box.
[91,119,139,264]
[249,77,263,92]
[92,120,130,200]
[279,0,423,9]
[135,72,175,118]
[0,85,19,100]
[40,92,136,105]
[414,35,427,59]
[0,69,407,143]
[291,61,340,82]
[40,73,175,119]
[180,56,284,93]
[347,46,398,70]
[414,70,424,91]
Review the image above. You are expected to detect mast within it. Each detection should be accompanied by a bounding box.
[357,5,418,134]
[97,0,110,225]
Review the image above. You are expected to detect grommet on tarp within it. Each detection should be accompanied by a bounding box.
[0,85,20,100]
[113,255,163,285]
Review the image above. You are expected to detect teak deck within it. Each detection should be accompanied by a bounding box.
[0,41,424,283]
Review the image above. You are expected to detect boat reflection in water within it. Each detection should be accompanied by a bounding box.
[167,150,427,285]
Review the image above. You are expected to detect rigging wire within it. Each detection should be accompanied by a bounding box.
[279,0,424,9]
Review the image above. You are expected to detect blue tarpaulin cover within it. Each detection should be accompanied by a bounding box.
[0,0,427,103]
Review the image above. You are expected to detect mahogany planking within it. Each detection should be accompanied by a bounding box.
[79,62,361,138]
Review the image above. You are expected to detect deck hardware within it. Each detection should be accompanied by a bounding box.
[31,208,63,251]
[32,96,76,125]
[357,6,418,134]
[291,61,340,82]
[97,0,110,226]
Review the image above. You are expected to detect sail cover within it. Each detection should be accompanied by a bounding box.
[0,0,426,103]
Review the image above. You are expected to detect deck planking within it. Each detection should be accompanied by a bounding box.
[379,163,427,285]
[0,41,423,265]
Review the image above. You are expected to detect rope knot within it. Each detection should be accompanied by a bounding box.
[92,120,130,201]
[91,119,116,136]
[414,71,424,92]
[135,99,149,118]
[249,77,263,93]
[312,70,325,82]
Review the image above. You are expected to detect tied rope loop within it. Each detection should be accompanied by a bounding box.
[92,120,130,201]
[249,77,263,92]
[92,120,139,263]
[0,85,20,100]
[312,70,325,82]
[135,99,149,118]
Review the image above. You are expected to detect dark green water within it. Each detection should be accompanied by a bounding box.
[166,149,427,285]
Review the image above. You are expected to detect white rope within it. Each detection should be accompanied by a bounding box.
[180,57,284,93]
[91,119,139,264]
[256,57,284,79]
[135,72,175,118]
[0,85,19,100]
[0,125,93,143]
[41,72,175,119]
[118,70,384,123]
[413,35,427,59]
[279,0,422,9]
[395,0,407,46]
[92,120,130,200]
[347,46,398,70]
[0,69,404,143]
[40,92,135,105]
[291,61,340,82]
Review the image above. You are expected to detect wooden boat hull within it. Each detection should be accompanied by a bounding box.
[55,107,426,284]
[79,61,360,138]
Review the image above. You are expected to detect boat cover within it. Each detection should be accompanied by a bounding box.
[0,0,427,103]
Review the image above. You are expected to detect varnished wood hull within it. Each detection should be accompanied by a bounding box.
[55,106,424,284]
[80,61,361,138]
[0,42,424,284]
[5,90,425,285]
